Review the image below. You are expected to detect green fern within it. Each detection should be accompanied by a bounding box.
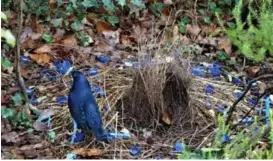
[217,0,273,62]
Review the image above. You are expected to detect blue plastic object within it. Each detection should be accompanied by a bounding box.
[26,87,35,96]
[217,104,226,113]
[87,68,99,76]
[174,142,184,153]
[129,145,141,156]
[208,66,221,77]
[239,116,253,126]
[91,84,105,97]
[40,60,72,80]
[70,119,78,144]
[232,77,241,84]
[98,55,110,63]
[247,98,256,106]
[234,91,243,100]
[20,56,32,63]
[191,65,206,77]
[56,96,68,104]
[265,96,271,127]
[205,84,215,94]
[155,156,163,160]
[109,132,130,139]
[74,130,85,143]
[221,134,230,143]
[66,153,77,160]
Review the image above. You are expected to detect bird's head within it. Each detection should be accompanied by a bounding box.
[71,70,90,87]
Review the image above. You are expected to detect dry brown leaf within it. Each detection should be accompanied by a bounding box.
[179,35,190,45]
[93,41,114,52]
[246,66,260,77]
[162,111,172,125]
[217,37,232,56]
[120,34,131,46]
[61,35,78,46]
[161,6,170,20]
[186,24,201,36]
[34,45,52,54]
[28,53,52,65]
[73,148,104,157]
[96,21,115,33]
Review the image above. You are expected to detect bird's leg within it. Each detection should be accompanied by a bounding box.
[70,119,78,144]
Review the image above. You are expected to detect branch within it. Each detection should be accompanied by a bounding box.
[225,74,273,125]
[16,0,30,112]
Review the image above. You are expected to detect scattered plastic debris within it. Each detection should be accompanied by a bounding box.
[26,87,35,96]
[40,60,73,80]
[217,104,227,113]
[92,84,105,97]
[232,77,241,84]
[74,130,85,143]
[97,55,110,63]
[205,84,215,94]
[87,68,99,76]
[265,96,271,127]
[234,90,243,100]
[30,96,47,105]
[155,155,163,160]
[129,145,141,156]
[109,132,130,140]
[66,152,77,160]
[20,56,32,63]
[56,96,68,104]
[222,134,230,143]
[247,98,256,106]
[238,116,253,126]
[174,142,184,153]
[191,65,206,77]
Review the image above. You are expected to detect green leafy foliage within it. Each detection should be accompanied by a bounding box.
[42,34,53,43]
[178,17,191,34]
[217,0,273,62]
[12,93,24,106]
[82,0,99,8]
[103,0,115,12]
[1,106,17,119]
[1,56,12,69]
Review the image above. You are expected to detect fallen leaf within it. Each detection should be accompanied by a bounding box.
[73,148,104,157]
[217,37,232,56]
[28,53,52,65]
[246,66,260,77]
[93,41,114,52]
[34,45,52,54]
[96,21,115,33]
[1,131,20,143]
[186,24,201,36]
[102,29,120,46]
[1,94,10,105]
[162,110,172,125]
[61,35,77,46]
[161,6,170,20]
[33,122,49,132]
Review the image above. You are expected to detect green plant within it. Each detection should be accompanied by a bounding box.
[217,0,273,62]
[1,12,16,47]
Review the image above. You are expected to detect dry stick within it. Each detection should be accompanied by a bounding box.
[15,0,31,112]
[231,90,271,131]
[225,74,273,125]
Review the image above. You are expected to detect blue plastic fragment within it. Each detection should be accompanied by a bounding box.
[26,87,35,96]
[87,68,99,76]
[205,98,212,107]
[155,156,163,160]
[30,98,39,105]
[56,96,68,104]
[66,152,77,160]
[70,119,78,144]
[232,77,241,84]
[234,91,243,100]
[74,130,85,143]
[53,60,72,75]
[20,56,32,63]
[109,132,130,139]
[217,104,226,113]
[129,145,141,156]
[98,55,110,63]
[174,142,184,153]
[247,98,256,106]
[213,61,222,68]
[239,116,253,125]
[265,97,271,127]
[191,65,206,77]
[208,66,221,77]
[221,134,230,143]
[205,84,215,94]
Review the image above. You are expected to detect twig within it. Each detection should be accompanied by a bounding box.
[231,91,270,131]
[15,0,31,112]
[225,74,273,125]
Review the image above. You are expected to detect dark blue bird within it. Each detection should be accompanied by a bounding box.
[68,70,112,143]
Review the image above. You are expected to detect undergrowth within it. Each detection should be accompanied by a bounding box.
[179,109,273,159]
[217,0,273,62]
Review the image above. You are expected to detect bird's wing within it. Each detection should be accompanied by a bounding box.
[68,94,87,130]
[84,101,107,140]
